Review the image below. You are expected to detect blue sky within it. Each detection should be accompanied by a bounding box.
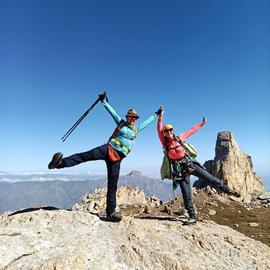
[0,1,269,182]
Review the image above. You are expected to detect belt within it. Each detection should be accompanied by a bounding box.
[111,138,130,153]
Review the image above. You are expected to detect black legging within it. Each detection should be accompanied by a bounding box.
[60,144,121,215]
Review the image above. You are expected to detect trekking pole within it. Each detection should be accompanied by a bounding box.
[61,106,95,142]
[61,92,105,142]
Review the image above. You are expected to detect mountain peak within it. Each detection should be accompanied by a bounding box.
[128,170,145,178]
[194,131,264,199]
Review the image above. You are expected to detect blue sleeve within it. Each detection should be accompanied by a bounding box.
[102,100,122,125]
[137,114,157,132]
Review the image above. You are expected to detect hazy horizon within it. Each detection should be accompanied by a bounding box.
[0,169,269,192]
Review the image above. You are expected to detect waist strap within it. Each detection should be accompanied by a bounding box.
[111,138,130,153]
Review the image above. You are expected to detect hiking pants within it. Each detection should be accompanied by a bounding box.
[190,163,230,193]
[178,176,197,218]
[59,144,121,215]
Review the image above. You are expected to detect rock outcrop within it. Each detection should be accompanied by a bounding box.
[73,186,162,213]
[194,132,264,200]
[1,209,270,270]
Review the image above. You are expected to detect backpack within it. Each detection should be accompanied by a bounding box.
[175,136,197,159]
[160,136,198,181]
[108,120,126,142]
[107,120,127,162]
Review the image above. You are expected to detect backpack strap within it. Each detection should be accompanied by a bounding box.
[108,120,126,142]
[174,135,191,158]
[174,135,198,159]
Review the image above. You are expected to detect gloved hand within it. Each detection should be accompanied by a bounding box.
[202,116,206,124]
[98,91,108,102]
[155,105,164,116]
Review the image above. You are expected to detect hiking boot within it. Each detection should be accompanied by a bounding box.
[228,190,241,198]
[106,211,123,222]
[48,152,63,169]
[183,216,197,225]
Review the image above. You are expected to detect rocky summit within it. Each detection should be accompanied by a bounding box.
[1,187,270,270]
[0,131,269,270]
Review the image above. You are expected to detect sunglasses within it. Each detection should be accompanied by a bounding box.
[164,128,173,133]
[128,116,138,120]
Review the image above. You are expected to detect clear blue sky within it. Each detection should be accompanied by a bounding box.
[0,1,269,180]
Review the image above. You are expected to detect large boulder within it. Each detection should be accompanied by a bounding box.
[194,131,264,199]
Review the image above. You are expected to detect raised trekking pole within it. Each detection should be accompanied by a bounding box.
[61,92,106,142]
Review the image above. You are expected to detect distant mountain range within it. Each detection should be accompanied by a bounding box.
[1,170,269,214]
[0,170,178,214]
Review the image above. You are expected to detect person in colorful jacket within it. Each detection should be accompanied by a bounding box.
[48,92,163,222]
[157,110,240,225]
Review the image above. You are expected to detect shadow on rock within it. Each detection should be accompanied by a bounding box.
[136,215,179,222]
[8,206,71,216]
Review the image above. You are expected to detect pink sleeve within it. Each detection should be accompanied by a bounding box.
[178,121,205,140]
[157,118,166,148]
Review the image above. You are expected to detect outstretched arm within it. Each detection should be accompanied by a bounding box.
[137,114,157,132]
[178,116,206,140]
[157,113,166,148]
[101,99,122,125]
[137,106,164,132]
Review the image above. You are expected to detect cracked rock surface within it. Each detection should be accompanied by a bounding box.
[0,209,270,270]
